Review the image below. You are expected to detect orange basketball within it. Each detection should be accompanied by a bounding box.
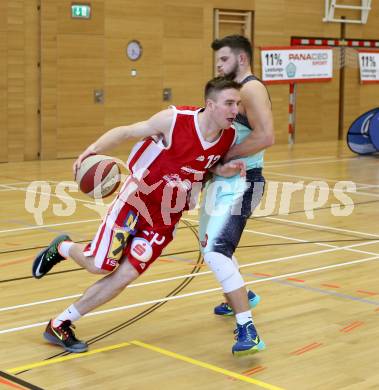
[75,154,121,199]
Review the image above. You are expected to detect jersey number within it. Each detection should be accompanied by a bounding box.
[204,155,221,168]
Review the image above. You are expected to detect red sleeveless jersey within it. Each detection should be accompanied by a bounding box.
[125,106,236,224]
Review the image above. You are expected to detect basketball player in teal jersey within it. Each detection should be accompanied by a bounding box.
[199,35,274,356]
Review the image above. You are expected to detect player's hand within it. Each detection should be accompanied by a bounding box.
[73,146,96,179]
[213,160,246,177]
[222,149,238,163]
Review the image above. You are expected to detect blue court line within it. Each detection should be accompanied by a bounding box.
[162,256,379,307]
[242,272,379,307]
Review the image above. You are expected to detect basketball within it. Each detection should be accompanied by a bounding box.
[75,154,121,199]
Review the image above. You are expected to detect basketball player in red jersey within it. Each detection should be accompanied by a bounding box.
[31,77,246,353]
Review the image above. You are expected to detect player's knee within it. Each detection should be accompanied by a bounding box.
[93,267,110,275]
[204,252,245,293]
[112,257,141,288]
[82,257,110,275]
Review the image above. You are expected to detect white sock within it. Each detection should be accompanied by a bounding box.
[235,310,252,325]
[52,304,82,328]
[58,241,74,258]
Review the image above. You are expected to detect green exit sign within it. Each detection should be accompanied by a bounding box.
[71,4,91,19]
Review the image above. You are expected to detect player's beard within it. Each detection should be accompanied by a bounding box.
[223,62,239,81]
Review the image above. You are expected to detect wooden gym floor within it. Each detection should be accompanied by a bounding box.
[0,140,378,389]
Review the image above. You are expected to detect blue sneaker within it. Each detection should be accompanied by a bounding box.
[214,290,260,316]
[232,321,265,357]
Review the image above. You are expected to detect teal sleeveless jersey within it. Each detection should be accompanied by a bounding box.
[234,121,264,169]
[231,74,269,169]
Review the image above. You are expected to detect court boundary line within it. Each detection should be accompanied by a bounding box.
[6,341,131,374]
[265,155,348,164]
[1,253,378,335]
[6,339,282,389]
[264,157,362,168]
[0,370,43,390]
[265,171,379,198]
[265,216,379,238]
[131,340,284,390]
[1,238,378,313]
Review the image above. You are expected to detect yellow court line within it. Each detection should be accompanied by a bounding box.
[7,341,131,374]
[131,340,284,390]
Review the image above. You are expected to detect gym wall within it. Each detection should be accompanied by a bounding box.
[0,0,378,161]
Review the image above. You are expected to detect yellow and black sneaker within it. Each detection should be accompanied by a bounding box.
[44,320,88,353]
[32,234,71,279]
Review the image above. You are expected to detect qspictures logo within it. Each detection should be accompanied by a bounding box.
[24,173,356,226]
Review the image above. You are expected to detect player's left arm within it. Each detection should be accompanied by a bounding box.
[73,109,174,176]
[224,80,274,161]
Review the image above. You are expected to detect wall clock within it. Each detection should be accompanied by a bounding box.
[126,40,142,61]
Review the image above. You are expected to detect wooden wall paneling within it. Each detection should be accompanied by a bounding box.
[0,1,6,29]
[255,0,342,143]
[162,4,204,108]
[203,4,214,86]
[56,34,105,158]
[295,78,340,143]
[266,84,290,144]
[0,1,7,162]
[283,0,340,38]
[24,0,40,161]
[104,0,163,156]
[295,47,340,143]
[202,0,256,86]
[40,0,58,160]
[211,0,254,11]
[346,0,379,38]
[35,0,379,158]
[359,83,379,132]
[253,1,293,144]
[331,0,364,25]
[0,28,7,163]
[7,0,25,162]
[343,47,360,138]
[55,0,105,159]
[58,0,104,35]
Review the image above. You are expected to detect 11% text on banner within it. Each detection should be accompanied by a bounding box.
[260,46,333,84]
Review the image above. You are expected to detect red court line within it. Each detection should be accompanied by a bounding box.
[0,377,26,390]
[321,283,340,288]
[287,278,305,283]
[229,366,266,381]
[290,342,319,355]
[157,258,175,263]
[340,321,361,331]
[356,290,378,296]
[242,366,266,376]
[253,272,273,277]
[340,321,364,333]
[188,262,205,267]
[291,342,322,355]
